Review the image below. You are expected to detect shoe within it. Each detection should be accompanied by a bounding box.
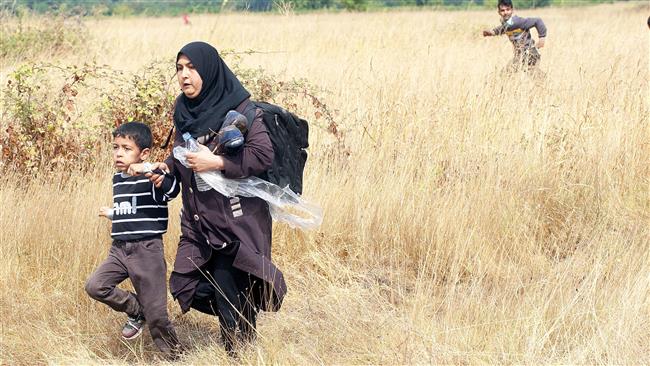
[122,314,145,340]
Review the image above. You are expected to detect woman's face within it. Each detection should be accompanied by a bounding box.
[176,54,203,99]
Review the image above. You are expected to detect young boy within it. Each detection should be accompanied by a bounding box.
[85,122,182,357]
[482,0,547,72]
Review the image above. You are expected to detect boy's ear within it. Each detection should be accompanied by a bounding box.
[140,147,151,160]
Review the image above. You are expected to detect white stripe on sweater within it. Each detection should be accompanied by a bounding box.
[114,192,151,198]
[166,178,177,195]
[112,218,169,224]
[112,229,167,236]
[113,179,151,187]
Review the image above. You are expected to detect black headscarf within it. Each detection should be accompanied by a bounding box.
[173,41,251,138]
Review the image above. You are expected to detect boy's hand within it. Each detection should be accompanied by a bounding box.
[537,37,545,48]
[482,30,495,37]
[99,206,113,219]
[185,144,224,172]
[144,162,169,188]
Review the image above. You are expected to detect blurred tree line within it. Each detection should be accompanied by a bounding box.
[0,0,626,15]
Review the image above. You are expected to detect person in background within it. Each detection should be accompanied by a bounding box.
[482,0,547,72]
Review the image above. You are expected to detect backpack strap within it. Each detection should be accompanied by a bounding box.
[161,97,179,149]
[160,125,174,149]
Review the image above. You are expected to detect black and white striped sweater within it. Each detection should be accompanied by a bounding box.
[108,172,179,241]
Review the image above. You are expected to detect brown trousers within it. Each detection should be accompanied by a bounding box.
[85,236,179,354]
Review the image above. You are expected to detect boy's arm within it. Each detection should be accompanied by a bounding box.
[147,131,182,189]
[151,172,180,203]
[490,22,507,36]
[99,206,113,220]
[483,19,508,37]
[483,23,503,37]
[515,16,547,41]
[100,177,114,219]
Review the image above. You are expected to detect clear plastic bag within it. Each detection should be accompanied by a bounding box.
[180,132,214,192]
[173,145,323,230]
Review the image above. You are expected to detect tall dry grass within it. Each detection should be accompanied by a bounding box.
[1,2,649,364]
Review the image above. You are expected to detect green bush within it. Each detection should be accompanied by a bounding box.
[98,60,178,162]
[224,50,342,143]
[0,14,87,62]
[1,53,343,175]
[0,64,100,174]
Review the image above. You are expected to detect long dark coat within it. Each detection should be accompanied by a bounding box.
[165,99,287,313]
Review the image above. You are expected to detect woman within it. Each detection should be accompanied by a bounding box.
[142,41,286,354]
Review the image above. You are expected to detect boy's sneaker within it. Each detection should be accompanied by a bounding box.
[122,314,145,340]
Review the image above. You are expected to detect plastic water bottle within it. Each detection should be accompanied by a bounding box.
[182,132,212,192]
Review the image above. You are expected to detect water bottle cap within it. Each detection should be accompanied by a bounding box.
[182,132,192,141]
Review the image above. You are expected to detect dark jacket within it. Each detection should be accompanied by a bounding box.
[166,99,287,313]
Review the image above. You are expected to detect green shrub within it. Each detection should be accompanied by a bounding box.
[1,53,343,175]
[224,50,344,144]
[0,64,100,174]
[0,14,87,62]
[98,60,178,161]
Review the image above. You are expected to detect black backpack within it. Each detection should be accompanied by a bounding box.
[242,101,309,195]
[161,101,309,195]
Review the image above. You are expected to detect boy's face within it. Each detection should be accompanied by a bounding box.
[498,5,513,20]
[112,136,149,173]
[176,54,203,99]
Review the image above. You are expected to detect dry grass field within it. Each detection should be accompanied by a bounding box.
[1,2,649,364]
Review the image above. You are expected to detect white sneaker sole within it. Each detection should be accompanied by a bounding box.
[122,326,144,340]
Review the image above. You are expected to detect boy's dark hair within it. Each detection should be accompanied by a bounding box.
[112,122,153,150]
[498,0,513,8]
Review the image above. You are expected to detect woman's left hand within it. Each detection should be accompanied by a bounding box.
[185,144,225,172]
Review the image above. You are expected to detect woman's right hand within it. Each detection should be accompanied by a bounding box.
[185,144,224,172]
[144,162,170,188]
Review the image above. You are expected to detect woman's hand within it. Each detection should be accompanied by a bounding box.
[185,144,224,172]
[127,163,146,176]
[144,162,170,188]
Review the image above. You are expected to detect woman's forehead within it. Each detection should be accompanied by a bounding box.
[177,54,192,64]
